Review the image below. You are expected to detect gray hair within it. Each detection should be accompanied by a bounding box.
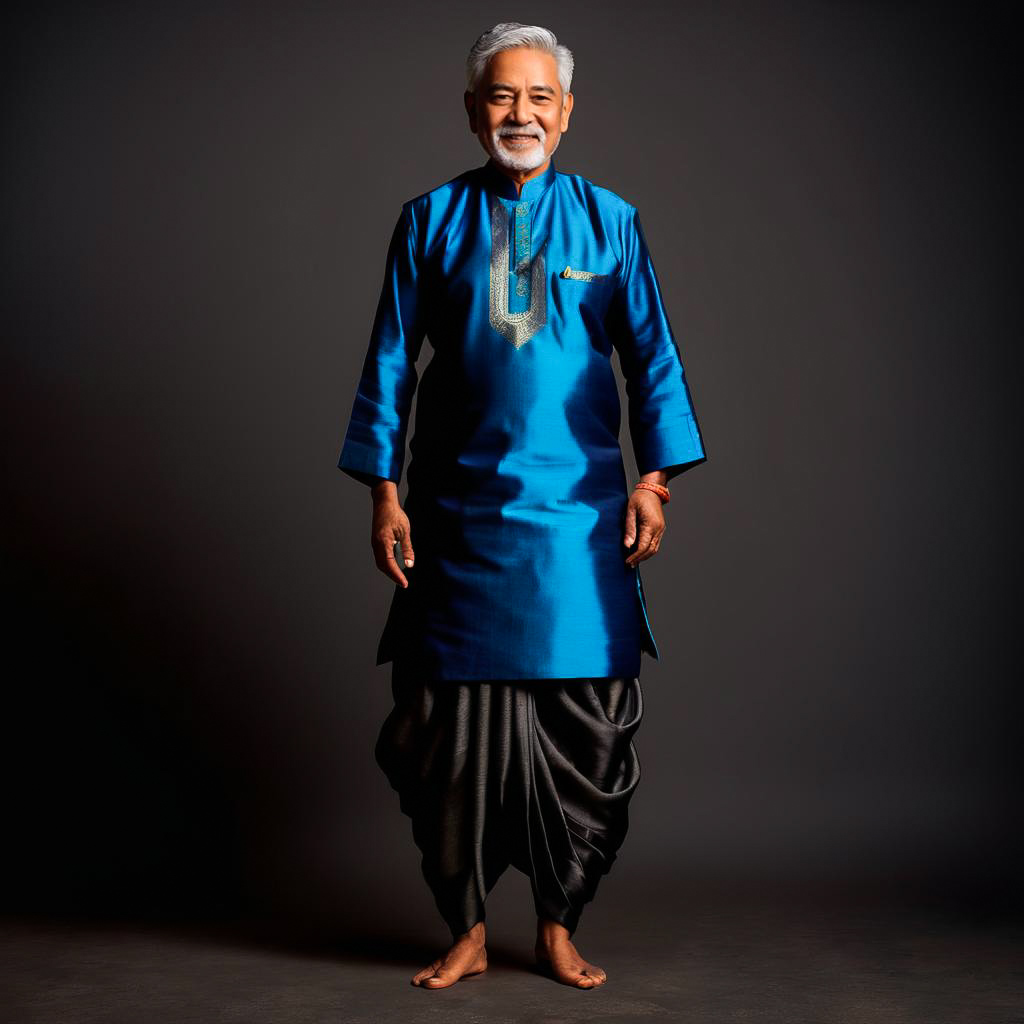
[465,22,574,97]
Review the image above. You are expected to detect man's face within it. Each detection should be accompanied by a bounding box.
[465,47,574,174]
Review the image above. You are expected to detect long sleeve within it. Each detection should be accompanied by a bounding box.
[607,205,707,481]
[337,204,425,486]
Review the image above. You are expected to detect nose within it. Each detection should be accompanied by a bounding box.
[511,92,532,126]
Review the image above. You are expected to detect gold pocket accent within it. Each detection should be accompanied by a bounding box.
[561,265,609,283]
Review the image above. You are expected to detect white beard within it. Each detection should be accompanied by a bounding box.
[489,127,560,173]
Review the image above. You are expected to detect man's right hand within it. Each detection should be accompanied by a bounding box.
[370,479,415,588]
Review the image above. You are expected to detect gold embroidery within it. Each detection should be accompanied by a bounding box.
[489,196,547,349]
[561,265,609,282]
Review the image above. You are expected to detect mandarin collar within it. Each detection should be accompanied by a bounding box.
[482,156,558,203]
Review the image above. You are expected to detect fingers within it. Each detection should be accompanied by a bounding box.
[371,507,414,588]
[399,530,415,571]
[376,540,407,589]
[622,503,637,548]
[624,494,666,565]
[373,533,409,588]
[624,524,662,565]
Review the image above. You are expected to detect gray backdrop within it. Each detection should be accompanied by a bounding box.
[2,1,1019,931]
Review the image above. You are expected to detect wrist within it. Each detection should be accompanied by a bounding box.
[371,479,400,504]
[639,469,668,487]
[634,480,670,504]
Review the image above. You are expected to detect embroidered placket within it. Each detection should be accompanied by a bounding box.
[510,200,532,312]
[488,195,547,349]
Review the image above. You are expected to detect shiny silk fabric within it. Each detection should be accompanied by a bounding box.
[338,156,707,679]
[375,664,644,938]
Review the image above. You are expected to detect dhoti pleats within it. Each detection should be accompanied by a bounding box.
[375,660,644,939]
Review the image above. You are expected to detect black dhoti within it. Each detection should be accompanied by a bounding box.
[375,660,644,939]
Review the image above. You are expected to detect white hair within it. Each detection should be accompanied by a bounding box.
[465,22,574,96]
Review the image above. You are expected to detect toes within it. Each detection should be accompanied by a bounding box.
[423,975,455,988]
[556,966,596,988]
[411,959,443,985]
[536,951,607,989]
[574,966,606,988]
[579,959,606,984]
[413,952,487,988]
[423,965,468,988]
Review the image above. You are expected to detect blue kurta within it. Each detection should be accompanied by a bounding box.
[338,156,707,680]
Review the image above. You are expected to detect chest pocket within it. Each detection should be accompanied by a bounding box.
[560,265,611,283]
[553,263,617,318]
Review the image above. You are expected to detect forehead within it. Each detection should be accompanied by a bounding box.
[480,47,560,90]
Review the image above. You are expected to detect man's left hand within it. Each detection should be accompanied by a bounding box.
[623,489,665,566]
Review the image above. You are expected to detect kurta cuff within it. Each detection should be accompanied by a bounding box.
[634,416,707,478]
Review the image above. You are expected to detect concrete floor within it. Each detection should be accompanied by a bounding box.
[2,882,1022,1023]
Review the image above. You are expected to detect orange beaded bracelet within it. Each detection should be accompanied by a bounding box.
[634,481,670,504]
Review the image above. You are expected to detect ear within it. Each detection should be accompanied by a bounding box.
[560,91,574,133]
[464,90,478,133]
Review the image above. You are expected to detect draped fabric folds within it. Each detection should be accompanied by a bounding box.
[375,662,644,939]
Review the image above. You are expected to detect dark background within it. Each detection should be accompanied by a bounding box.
[2,0,1019,933]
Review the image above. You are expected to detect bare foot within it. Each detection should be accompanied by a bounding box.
[535,918,607,989]
[411,921,488,988]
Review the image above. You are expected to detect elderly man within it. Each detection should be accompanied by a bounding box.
[337,22,706,989]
